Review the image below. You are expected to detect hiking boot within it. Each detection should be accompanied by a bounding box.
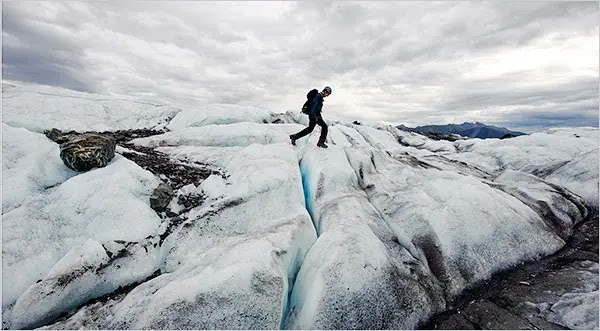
[317,142,328,149]
[289,134,296,146]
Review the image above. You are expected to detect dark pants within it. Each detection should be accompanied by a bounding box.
[293,116,328,144]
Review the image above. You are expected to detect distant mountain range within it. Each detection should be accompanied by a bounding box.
[397,122,527,139]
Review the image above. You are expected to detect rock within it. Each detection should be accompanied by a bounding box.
[432,314,476,329]
[416,130,463,142]
[150,182,174,212]
[120,143,215,190]
[100,129,164,144]
[462,300,536,329]
[525,316,569,330]
[177,193,205,210]
[268,112,299,124]
[59,134,116,171]
[44,128,64,142]
[423,215,599,330]
[165,209,178,218]
[44,128,78,144]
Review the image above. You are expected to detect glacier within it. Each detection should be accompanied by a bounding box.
[2,80,598,329]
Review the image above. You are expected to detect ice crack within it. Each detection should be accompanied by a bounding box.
[299,159,320,237]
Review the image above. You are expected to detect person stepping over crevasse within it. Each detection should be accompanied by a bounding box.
[290,86,332,148]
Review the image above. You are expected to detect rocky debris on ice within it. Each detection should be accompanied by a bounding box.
[44,127,219,212]
[119,143,218,191]
[45,127,167,146]
[424,214,598,330]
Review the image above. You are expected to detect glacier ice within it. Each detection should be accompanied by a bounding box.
[1,82,597,329]
[2,123,77,214]
[2,155,161,313]
[166,103,273,130]
[2,80,180,132]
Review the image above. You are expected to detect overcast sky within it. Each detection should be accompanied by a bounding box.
[2,1,598,132]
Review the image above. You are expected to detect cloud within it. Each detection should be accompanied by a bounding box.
[2,1,598,130]
[2,3,99,91]
[441,77,598,110]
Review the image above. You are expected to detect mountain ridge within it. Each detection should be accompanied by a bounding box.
[397,121,527,139]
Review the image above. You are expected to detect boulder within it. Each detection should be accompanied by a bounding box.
[150,182,174,212]
[59,134,116,171]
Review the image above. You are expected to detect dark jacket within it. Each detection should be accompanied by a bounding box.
[309,93,324,119]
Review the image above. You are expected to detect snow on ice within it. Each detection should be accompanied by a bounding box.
[2,80,180,132]
[166,104,273,130]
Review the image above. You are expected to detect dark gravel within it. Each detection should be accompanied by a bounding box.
[421,212,599,330]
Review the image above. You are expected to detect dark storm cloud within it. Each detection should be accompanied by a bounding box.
[2,3,99,91]
[2,1,597,131]
[2,47,96,92]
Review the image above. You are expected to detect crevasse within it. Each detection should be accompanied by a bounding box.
[299,159,319,237]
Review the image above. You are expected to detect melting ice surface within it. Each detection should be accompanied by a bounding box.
[2,80,598,329]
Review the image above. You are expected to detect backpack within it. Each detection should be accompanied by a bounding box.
[301,89,319,115]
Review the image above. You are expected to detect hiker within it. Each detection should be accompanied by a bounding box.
[290,86,332,148]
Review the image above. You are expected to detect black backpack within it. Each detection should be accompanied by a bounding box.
[301,89,319,114]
